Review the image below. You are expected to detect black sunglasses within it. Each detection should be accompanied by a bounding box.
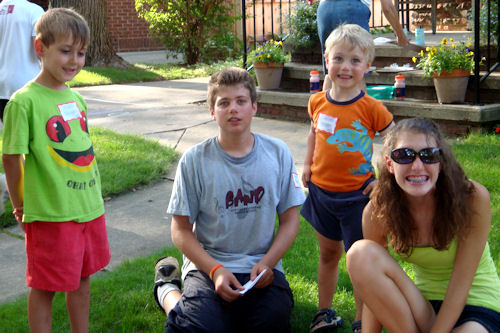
[390,147,441,164]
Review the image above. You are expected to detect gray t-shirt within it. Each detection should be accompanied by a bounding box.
[167,133,305,279]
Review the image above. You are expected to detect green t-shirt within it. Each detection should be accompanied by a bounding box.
[3,82,104,222]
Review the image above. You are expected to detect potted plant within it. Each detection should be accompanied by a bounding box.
[282,0,321,64]
[413,37,480,103]
[248,39,290,90]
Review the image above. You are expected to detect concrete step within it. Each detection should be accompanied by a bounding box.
[256,89,500,135]
[281,62,500,102]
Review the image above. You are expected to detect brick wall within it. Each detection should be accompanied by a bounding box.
[106,0,163,52]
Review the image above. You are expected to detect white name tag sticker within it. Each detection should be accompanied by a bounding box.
[58,101,81,121]
[316,113,337,134]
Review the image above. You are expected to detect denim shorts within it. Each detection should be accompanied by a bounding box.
[300,179,371,252]
[165,269,294,333]
[430,300,500,332]
[317,0,371,73]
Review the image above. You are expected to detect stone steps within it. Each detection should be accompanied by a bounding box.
[257,90,500,135]
[255,33,500,135]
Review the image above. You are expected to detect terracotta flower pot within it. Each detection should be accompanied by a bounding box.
[253,62,284,90]
[432,69,470,104]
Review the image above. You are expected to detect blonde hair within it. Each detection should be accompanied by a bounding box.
[35,8,89,47]
[207,67,257,109]
[324,24,375,63]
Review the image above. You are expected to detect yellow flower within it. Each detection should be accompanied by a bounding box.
[466,43,472,48]
[258,55,263,61]
[449,38,454,42]
[442,38,448,45]
[267,54,271,58]
[468,36,472,41]
[412,56,417,63]
[278,41,283,46]
[419,50,424,57]
[431,47,437,55]
[426,46,430,52]
[467,51,474,57]
[452,44,457,49]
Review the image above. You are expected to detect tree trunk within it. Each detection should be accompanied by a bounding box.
[49,0,128,68]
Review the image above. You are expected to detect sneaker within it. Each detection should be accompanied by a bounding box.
[0,174,9,216]
[153,256,182,311]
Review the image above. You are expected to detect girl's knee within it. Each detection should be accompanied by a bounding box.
[346,240,384,273]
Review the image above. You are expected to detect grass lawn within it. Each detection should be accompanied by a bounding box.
[0,132,498,332]
[0,128,178,229]
[68,59,242,87]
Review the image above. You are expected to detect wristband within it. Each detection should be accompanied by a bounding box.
[209,264,224,280]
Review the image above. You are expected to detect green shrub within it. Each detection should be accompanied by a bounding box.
[135,0,240,65]
[283,0,319,49]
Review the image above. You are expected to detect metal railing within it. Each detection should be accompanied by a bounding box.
[473,0,499,104]
[240,0,499,105]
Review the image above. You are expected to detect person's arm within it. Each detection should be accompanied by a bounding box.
[379,0,409,46]
[430,182,491,333]
[378,120,394,139]
[362,201,388,247]
[362,121,394,195]
[2,154,24,230]
[302,121,316,188]
[170,214,244,302]
[251,206,300,288]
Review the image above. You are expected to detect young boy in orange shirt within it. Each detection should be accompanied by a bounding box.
[301,24,394,333]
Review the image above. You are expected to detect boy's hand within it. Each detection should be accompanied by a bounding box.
[13,207,26,232]
[302,165,312,188]
[251,263,274,288]
[212,266,244,302]
[362,179,377,196]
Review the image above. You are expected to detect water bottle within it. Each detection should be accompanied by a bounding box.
[415,26,425,46]
[310,70,320,93]
[394,74,406,100]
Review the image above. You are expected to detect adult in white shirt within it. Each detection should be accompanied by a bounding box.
[0,0,44,121]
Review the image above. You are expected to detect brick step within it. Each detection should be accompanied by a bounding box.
[256,90,500,135]
[281,62,500,102]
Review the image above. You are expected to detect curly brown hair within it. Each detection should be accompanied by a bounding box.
[371,118,474,254]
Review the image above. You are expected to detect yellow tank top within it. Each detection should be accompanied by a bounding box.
[401,241,500,313]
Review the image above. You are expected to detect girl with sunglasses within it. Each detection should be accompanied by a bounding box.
[346,118,499,332]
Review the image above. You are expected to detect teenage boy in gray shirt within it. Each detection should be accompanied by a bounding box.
[153,67,305,333]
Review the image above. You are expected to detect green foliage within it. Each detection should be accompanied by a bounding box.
[370,26,394,35]
[283,0,319,49]
[413,37,477,78]
[248,40,290,66]
[479,0,498,44]
[135,0,241,65]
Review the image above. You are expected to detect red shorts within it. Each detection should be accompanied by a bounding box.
[25,215,111,292]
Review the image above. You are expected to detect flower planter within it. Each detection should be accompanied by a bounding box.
[253,62,284,90]
[432,69,470,104]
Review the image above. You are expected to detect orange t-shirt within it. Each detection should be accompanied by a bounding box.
[309,90,393,192]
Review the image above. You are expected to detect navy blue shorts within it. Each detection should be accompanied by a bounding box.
[430,300,500,332]
[317,0,371,73]
[165,269,294,333]
[300,180,371,252]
